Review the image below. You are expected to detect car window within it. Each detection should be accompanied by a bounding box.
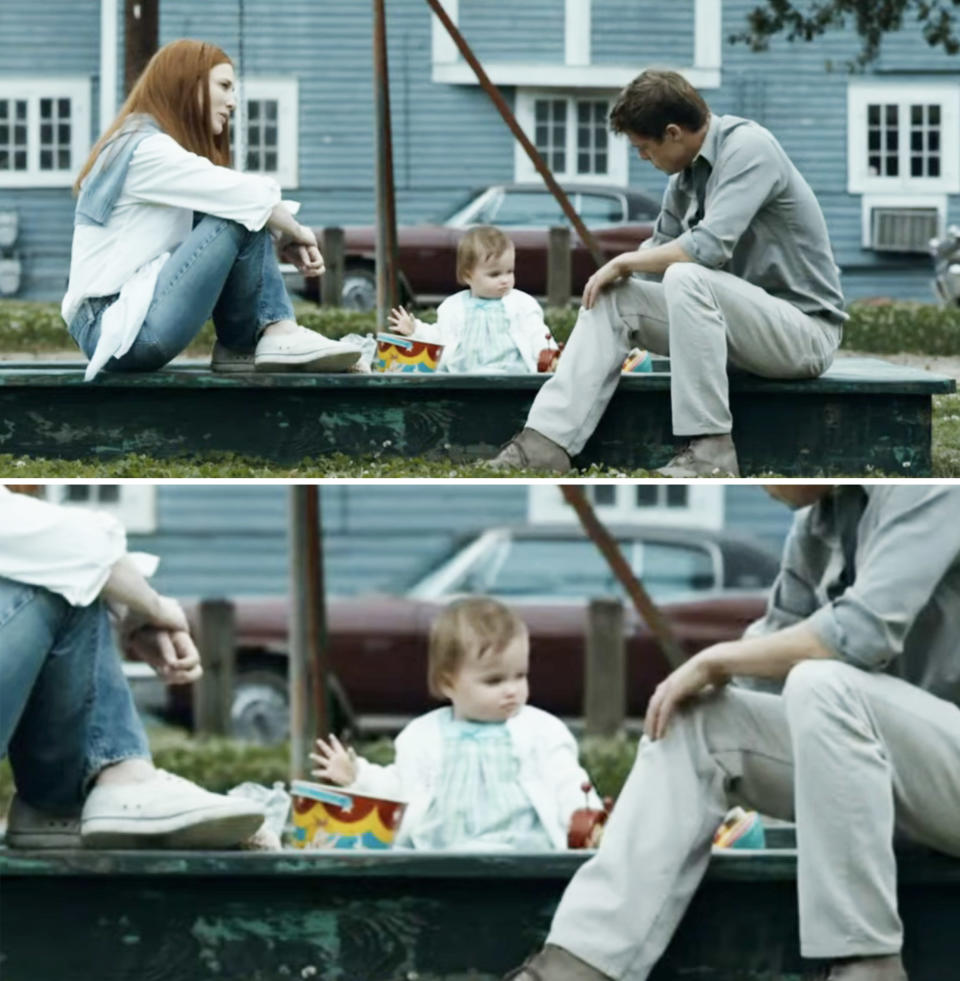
[577,192,625,224]
[640,542,716,593]
[493,190,567,227]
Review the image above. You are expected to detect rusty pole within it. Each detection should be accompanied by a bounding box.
[373,0,400,328]
[288,486,330,783]
[560,485,686,671]
[424,0,605,269]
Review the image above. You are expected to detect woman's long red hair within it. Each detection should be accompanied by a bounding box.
[73,38,232,193]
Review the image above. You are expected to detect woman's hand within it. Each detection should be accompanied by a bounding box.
[387,306,416,336]
[280,224,325,277]
[123,625,203,685]
[310,734,358,785]
[582,255,627,310]
[644,649,727,741]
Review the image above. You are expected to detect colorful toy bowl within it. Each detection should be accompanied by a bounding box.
[289,779,407,850]
[373,333,444,373]
[622,347,653,373]
[713,806,766,850]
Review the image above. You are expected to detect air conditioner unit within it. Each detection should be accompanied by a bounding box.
[870,207,939,253]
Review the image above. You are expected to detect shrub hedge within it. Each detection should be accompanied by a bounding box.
[1,299,958,355]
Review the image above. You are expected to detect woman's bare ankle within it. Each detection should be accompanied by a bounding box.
[261,319,298,337]
[93,758,156,787]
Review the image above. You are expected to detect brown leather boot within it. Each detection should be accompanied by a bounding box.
[827,954,908,980]
[502,944,612,981]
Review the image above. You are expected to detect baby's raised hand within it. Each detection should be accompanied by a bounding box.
[387,305,415,336]
[310,734,358,786]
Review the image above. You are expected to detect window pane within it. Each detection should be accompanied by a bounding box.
[911,156,924,177]
[0,124,7,144]
[535,102,548,123]
[929,130,940,152]
[98,485,120,503]
[14,150,26,169]
[929,104,940,126]
[665,485,689,507]
[577,102,589,124]
[552,101,565,123]
[265,100,277,122]
[577,152,590,173]
[868,153,881,174]
[554,150,565,171]
[264,126,277,146]
[885,130,897,151]
[595,151,607,174]
[911,130,923,152]
[40,98,52,118]
[57,149,69,168]
[246,150,259,170]
[40,123,52,144]
[0,102,7,120]
[65,486,90,501]
[885,104,898,126]
[0,150,7,169]
[249,127,261,147]
[14,124,26,146]
[248,101,260,120]
[867,104,879,126]
[15,101,26,121]
[590,485,615,506]
[58,98,70,117]
[886,155,898,176]
[911,105,923,126]
[58,123,70,143]
[635,486,658,506]
[929,157,940,177]
[264,151,277,170]
[868,130,880,151]
[40,149,52,169]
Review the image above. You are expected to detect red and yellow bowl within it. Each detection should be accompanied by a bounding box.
[290,780,407,850]
[373,333,444,373]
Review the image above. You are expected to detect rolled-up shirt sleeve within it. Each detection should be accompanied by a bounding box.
[0,488,128,606]
[675,131,785,269]
[648,183,683,247]
[805,487,960,670]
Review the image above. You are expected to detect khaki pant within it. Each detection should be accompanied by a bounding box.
[528,265,842,454]
[548,661,960,980]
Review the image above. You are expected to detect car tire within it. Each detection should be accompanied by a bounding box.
[341,266,377,311]
[230,666,356,745]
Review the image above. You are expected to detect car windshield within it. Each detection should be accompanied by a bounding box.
[435,189,489,225]
[444,537,716,601]
[577,192,625,224]
[492,190,567,227]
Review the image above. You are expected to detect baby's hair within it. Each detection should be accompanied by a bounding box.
[427,596,528,698]
[455,225,514,285]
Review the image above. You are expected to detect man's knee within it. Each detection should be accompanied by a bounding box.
[783,659,864,728]
[662,261,708,294]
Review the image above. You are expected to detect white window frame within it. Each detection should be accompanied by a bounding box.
[431,0,722,89]
[526,485,724,530]
[0,77,91,188]
[515,89,628,184]
[39,485,157,534]
[847,81,960,195]
[236,77,299,189]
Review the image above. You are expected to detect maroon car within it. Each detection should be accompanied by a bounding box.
[173,524,778,743]
[305,182,659,310]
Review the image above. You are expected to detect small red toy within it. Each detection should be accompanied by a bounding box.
[567,782,614,849]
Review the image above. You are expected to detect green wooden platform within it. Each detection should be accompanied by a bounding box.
[1,833,958,981]
[0,357,953,475]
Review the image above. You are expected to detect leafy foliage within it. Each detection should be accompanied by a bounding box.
[732,0,960,68]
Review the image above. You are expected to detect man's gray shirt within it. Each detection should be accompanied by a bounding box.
[651,113,847,325]
[744,485,960,708]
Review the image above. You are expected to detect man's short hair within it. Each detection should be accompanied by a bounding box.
[609,69,709,140]
[456,225,514,285]
[426,596,528,698]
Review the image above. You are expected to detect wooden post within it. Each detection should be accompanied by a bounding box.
[372,0,400,329]
[584,597,626,737]
[193,599,236,736]
[123,0,158,96]
[547,225,571,309]
[289,487,329,783]
[321,227,345,308]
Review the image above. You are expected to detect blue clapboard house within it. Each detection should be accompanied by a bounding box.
[1,0,956,302]
[35,483,792,599]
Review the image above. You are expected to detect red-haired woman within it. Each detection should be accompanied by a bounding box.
[62,39,359,379]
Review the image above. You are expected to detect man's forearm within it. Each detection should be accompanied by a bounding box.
[616,239,693,277]
[700,622,835,684]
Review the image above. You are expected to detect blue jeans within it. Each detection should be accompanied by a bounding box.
[69,213,296,371]
[0,577,150,814]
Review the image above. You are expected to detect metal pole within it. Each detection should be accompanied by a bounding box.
[424,0,605,268]
[288,487,329,783]
[560,485,686,671]
[373,0,400,329]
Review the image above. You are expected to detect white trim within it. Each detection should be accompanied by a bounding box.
[430,1,721,89]
[514,89,627,184]
[238,77,299,189]
[565,0,591,67]
[527,486,725,530]
[846,80,960,194]
[0,77,92,188]
[859,193,947,248]
[41,485,157,534]
[694,0,722,71]
[433,62,720,89]
[99,0,118,135]
[431,0,460,66]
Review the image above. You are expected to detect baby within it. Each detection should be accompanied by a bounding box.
[387,225,558,373]
[311,595,600,850]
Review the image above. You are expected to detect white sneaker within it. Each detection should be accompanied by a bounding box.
[254,326,361,372]
[211,340,256,374]
[81,770,265,849]
[5,794,82,849]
